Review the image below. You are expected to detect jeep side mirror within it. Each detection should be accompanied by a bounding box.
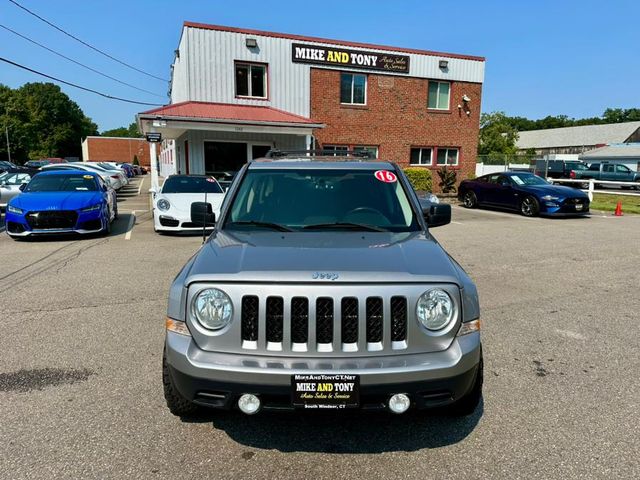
[423,203,451,228]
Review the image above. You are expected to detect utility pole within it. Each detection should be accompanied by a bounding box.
[4,106,10,163]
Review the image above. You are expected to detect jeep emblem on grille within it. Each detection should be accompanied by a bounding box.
[312,272,339,281]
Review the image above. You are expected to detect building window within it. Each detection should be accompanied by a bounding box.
[323,145,349,156]
[410,147,433,165]
[428,81,450,110]
[340,73,366,105]
[353,146,378,158]
[436,148,459,166]
[235,62,267,98]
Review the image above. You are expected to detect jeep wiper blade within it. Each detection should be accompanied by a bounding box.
[302,222,388,232]
[226,221,293,232]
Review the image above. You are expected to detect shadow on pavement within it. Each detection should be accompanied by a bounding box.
[184,401,483,453]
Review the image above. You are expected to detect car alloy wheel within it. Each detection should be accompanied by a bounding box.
[463,191,477,208]
[520,196,539,217]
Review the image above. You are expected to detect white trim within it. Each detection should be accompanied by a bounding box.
[436,147,459,166]
[84,136,146,141]
[409,147,433,166]
[428,80,451,110]
[235,62,268,99]
[339,72,367,106]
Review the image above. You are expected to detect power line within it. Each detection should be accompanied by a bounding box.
[7,0,168,82]
[0,56,163,106]
[0,23,166,99]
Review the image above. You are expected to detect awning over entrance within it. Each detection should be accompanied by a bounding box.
[136,101,324,188]
[137,101,324,138]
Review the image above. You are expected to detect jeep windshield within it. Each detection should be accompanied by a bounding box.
[225,168,420,232]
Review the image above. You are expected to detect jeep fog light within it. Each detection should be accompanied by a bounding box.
[388,393,410,414]
[238,394,261,414]
[416,289,454,331]
[192,288,233,330]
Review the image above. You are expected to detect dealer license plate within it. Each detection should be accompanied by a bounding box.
[292,374,359,409]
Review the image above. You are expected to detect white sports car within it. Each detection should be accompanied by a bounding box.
[153,175,226,233]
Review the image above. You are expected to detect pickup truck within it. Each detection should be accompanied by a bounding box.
[572,162,640,189]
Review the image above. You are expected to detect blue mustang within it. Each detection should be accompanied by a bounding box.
[5,170,117,239]
[458,171,590,217]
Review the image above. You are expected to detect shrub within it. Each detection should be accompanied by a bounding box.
[403,168,433,193]
[132,155,139,166]
[437,166,457,193]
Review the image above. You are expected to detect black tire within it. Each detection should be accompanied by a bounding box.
[449,354,483,417]
[102,210,112,236]
[162,350,199,417]
[462,191,478,209]
[520,196,539,217]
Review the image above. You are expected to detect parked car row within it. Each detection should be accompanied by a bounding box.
[534,159,640,189]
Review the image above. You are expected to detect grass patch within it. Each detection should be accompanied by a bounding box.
[590,193,640,214]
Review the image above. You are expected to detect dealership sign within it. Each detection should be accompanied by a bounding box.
[292,43,410,73]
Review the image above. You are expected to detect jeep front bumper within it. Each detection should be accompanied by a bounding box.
[165,330,481,411]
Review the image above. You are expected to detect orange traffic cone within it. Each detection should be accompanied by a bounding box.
[614,201,623,216]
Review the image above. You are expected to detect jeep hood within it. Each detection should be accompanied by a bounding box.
[184,231,462,284]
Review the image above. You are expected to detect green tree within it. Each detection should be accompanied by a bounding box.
[478,111,519,155]
[101,122,141,138]
[602,108,640,123]
[0,82,97,163]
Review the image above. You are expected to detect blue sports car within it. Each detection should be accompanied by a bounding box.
[5,170,117,239]
[458,171,590,217]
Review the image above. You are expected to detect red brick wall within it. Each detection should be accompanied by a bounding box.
[310,68,482,191]
[85,137,151,167]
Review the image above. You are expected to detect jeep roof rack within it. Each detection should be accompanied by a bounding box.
[261,149,376,161]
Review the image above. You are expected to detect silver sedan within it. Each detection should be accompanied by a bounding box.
[0,171,32,209]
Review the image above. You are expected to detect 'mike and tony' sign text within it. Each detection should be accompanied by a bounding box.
[291,43,410,73]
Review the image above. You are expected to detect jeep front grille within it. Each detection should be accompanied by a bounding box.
[266,297,284,346]
[241,296,259,342]
[241,295,408,353]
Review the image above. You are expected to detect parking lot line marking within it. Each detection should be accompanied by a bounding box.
[125,211,136,240]
[137,177,145,195]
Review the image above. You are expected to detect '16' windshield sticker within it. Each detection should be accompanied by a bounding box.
[374,170,397,183]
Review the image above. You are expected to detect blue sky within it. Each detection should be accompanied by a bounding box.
[1,0,638,131]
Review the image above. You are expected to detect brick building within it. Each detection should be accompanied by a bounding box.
[81,136,151,167]
[137,22,485,188]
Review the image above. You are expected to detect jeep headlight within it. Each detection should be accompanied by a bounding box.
[157,198,170,211]
[416,289,455,331]
[192,288,233,330]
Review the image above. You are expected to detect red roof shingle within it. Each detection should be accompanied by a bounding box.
[140,101,321,126]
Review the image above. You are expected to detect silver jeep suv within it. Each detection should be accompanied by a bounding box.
[163,155,482,416]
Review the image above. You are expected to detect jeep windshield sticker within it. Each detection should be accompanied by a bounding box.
[83,175,93,179]
[511,175,524,185]
[374,170,397,183]
[206,177,216,183]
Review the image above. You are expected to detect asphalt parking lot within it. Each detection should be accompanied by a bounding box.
[1,180,639,479]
